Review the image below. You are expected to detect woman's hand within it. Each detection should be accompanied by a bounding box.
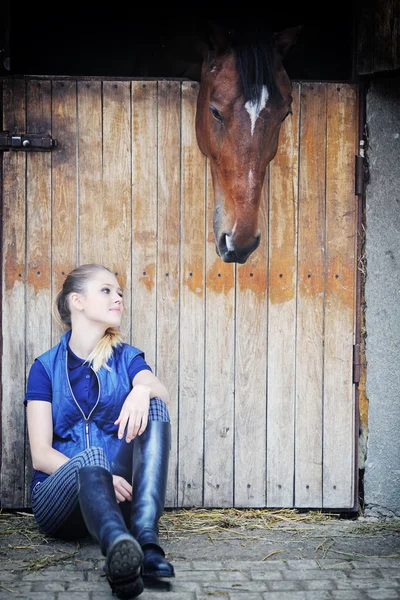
[112,475,133,503]
[114,383,151,442]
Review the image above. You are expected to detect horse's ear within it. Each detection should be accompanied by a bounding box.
[196,20,234,57]
[274,25,303,57]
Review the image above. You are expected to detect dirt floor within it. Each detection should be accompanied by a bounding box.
[1,508,399,571]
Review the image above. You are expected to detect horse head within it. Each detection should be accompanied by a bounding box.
[195,23,301,263]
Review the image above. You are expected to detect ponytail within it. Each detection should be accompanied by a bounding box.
[54,263,123,371]
[86,327,122,372]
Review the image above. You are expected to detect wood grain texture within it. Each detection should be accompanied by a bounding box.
[102,81,132,342]
[51,80,78,344]
[295,83,327,508]
[25,79,52,504]
[357,0,400,74]
[131,81,157,368]
[1,78,358,509]
[156,81,181,506]
[178,82,207,507]
[1,79,27,507]
[234,179,268,507]
[266,83,300,507]
[204,162,235,507]
[78,81,103,266]
[323,84,358,508]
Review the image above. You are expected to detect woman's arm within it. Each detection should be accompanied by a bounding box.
[27,400,70,474]
[132,370,170,405]
[115,371,170,442]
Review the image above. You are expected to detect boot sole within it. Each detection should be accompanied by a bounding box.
[106,536,144,599]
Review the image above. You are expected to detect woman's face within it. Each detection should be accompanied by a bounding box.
[77,270,124,329]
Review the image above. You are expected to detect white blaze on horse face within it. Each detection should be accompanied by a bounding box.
[245,85,269,136]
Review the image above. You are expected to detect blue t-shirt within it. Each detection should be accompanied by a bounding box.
[25,345,152,491]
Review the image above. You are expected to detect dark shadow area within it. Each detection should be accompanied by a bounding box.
[8,0,356,81]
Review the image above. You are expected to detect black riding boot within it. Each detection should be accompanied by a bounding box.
[78,465,144,598]
[130,421,175,578]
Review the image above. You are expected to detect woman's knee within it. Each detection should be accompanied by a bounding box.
[83,447,111,470]
[148,397,170,422]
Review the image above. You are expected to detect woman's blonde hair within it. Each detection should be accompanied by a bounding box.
[54,263,122,372]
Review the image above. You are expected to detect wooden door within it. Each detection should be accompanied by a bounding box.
[1,78,359,510]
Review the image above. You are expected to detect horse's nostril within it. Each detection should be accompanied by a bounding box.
[218,232,229,255]
[217,231,261,263]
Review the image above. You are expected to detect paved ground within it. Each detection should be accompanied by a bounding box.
[1,509,399,599]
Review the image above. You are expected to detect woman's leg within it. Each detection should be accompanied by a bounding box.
[77,465,144,598]
[31,448,144,597]
[129,398,174,578]
[31,447,110,538]
[111,397,170,481]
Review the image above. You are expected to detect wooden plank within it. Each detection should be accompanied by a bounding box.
[204,167,235,507]
[156,81,181,507]
[178,81,206,507]
[234,178,268,508]
[295,83,327,508]
[102,82,132,342]
[77,81,103,266]
[266,83,300,507]
[356,0,375,74]
[357,0,400,74]
[131,81,157,368]
[25,79,52,505]
[1,79,26,508]
[375,0,400,72]
[323,84,358,508]
[51,81,78,344]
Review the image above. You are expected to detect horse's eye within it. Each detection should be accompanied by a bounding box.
[210,106,223,123]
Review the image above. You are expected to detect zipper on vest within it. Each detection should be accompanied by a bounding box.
[65,351,89,446]
[85,419,90,448]
[64,349,101,450]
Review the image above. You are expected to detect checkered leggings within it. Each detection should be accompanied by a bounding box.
[31,397,169,537]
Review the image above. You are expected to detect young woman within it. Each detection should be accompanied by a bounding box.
[25,263,174,599]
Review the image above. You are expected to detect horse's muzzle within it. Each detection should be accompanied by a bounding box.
[217,232,261,264]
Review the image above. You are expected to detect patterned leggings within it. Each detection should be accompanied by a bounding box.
[31,398,169,538]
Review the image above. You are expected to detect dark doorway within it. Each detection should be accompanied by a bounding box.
[7,1,356,81]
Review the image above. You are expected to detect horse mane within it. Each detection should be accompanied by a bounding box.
[232,29,282,107]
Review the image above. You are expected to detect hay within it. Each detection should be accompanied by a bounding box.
[0,511,49,545]
[27,549,78,571]
[349,521,400,535]
[158,508,338,538]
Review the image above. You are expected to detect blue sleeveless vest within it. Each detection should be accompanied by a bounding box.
[36,330,143,463]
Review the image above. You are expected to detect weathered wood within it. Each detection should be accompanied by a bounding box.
[102,81,132,342]
[204,163,236,507]
[374,0,400,72]
[266,83,300,508]
[357,0,400,74]
[323,84,358,508]
[131,81,157,368]
[25,79,52,505]
[77,81,103,266]
[156,81,181,507]
[234,180,268,507]
[1,79,27,508]
[178,82,207,507]
[51,81,78,344]
[1,77,359,510]
[295,83,327,508]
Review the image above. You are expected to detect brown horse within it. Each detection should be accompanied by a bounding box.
[195,23,301,263]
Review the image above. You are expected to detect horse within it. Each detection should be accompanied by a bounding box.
[195,22,301,263]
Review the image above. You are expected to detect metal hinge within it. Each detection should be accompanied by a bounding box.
[0,131,58,151]
[355,140,365,196]
[353,343,360,384]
